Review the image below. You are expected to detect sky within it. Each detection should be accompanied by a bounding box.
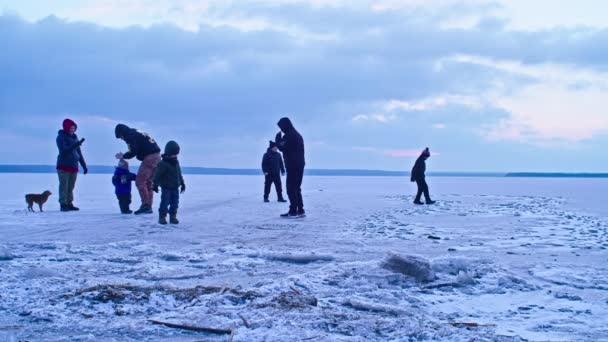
[0,0,607,172]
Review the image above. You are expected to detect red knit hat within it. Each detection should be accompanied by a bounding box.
[62,118,77,132]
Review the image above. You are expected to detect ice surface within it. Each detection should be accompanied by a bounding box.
[1,174,607,341]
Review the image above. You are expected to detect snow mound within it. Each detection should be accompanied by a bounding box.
[344,298,408,316]
[381,254,436,282]
[250,252,335,264]
[0,246,14,261]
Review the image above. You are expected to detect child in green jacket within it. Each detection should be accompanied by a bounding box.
[153,141,186,224]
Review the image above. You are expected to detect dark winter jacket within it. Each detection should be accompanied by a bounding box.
[275,118,305,170]
[56,129,86,172]
[115,124,161,161]
[410,156,428,182]
[262,148,285,175]
[112,168,137,195]
[153,157,185,190]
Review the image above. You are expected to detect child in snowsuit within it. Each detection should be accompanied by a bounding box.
[410,147,436,205]
[112,159,137,214]
[153,141,186,225]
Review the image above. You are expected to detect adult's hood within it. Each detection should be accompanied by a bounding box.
[420,147,431,159]
[115,124,131,138]
[277,117,295,133]
[62,119,77,133]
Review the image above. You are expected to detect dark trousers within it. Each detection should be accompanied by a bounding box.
[264,174,284,200]
[286,165,304,213]
[415,178,432,203]
[159,188,180,216]
[116,194,132,213]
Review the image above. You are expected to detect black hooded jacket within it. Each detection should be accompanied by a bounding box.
[410,155,428,182]
[275,118,305,169]
[262,148,285,175]
[115,124,161,161]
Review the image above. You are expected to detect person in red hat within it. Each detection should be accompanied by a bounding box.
[410,147,436,205]
[56,118,88,211]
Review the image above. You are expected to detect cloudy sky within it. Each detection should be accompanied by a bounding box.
[1,0,607,172]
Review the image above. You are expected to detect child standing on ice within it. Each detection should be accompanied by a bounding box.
[112,159,137,214]
[153,141,186,225]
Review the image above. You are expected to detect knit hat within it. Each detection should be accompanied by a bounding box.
[62,118,77,132]
[117,159,129,169]
[421,147,431,158]
[164,141,180,155]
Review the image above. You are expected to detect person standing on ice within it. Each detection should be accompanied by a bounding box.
[114,124,161,215]
[56,118,88,211]
[153,141,186,225]
[112,159,137,214]
[275,117,306,218]
[262,141,287,203]
[411,147,436,205]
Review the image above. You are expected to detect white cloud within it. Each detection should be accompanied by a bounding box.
[352,113,397,123]
[448,55,608,144]
[384,95,482,112]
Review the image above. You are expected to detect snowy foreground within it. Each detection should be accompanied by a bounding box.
[1,174,607,341]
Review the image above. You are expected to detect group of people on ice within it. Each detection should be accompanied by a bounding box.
[55,119,186,224]
[55,116,434,223]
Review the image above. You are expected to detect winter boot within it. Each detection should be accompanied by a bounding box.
[280,210,299,219]
[264,198,270,203]
[278,197,287,203]
[413,200,424,205]
[426,200,436,205]
[159,213,167,225]
[67,204,80,211]
[134,205,153,215]
[60,205,70,212]
[297,208,306,218]
[169,214,179,224]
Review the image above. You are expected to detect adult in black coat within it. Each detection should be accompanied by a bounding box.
[411,147,436,205]
[262,141,286,202]
[275,117,305,217]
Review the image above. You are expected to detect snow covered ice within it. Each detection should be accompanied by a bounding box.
[1,174,608,341]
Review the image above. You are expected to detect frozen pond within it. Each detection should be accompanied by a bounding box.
[1,174,607,341]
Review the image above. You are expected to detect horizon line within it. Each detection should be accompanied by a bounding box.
[0,165,606,178]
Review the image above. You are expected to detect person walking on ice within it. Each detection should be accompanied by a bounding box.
[114,124,161,215]
[262,141,287,203]
[411,147,436,205]
[153,141,186,225]
[275,117,306,218]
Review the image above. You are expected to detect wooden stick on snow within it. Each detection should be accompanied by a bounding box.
[149,319,232,334]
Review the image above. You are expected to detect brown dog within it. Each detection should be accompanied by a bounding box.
[25,190,52,212]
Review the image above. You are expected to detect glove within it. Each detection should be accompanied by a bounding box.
[115,152,124,160]
[83,166,88,175]
[153,186,159,193]
[180,184,186,194]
